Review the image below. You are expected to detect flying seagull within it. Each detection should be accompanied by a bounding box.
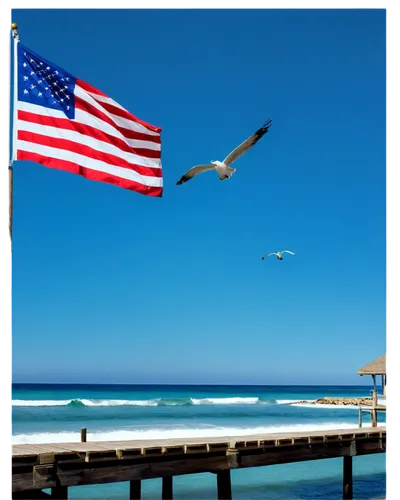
[176,119,272,185]
[262,251,296,261]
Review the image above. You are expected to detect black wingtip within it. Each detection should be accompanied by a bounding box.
[263,118,272,131]
[176,176,188,186]
[255,118,272,140]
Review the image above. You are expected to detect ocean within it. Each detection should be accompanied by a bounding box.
[12,384,386,499]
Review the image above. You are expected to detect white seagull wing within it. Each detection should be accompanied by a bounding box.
[223,118,272,166]
[176,164,215,185]
[281,251,296,256]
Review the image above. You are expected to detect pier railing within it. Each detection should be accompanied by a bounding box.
[358,401,386,428]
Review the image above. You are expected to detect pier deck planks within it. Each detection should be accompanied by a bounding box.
[13,426,385,458]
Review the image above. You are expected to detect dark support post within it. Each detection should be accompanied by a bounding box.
[358,406,362,428]
[81,427,87,442]
[162,476,173,500]
[371,374,378,427]
[217,470,232,500]
[50,486,68,499]
[343,456,353,499]
[130,480,141,500]
[372,375,377,407]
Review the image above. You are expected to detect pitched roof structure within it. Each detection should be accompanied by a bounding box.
[357,354,386,375]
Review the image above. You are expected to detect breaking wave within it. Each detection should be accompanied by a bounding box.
[12,397,302,408]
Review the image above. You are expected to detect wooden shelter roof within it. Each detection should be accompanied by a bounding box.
[357,354,386,375]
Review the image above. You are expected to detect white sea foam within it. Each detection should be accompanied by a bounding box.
[12,397,274,407]
[79,399,159,407]
[12,399,159,407]
[191,397,260,405]
[12,421,383,445]
[12,400,73,407]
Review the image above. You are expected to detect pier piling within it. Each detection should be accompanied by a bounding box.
[50,486,68,499]
[129,480,141,499]
[343,456,353,499]
[162,476,173,499]
[370,409,378,427]
[217,470,232,500]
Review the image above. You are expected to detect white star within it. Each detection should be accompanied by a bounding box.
[30,58,34,63]
[66,106,70,110]
[30,71,35,75]
[46,66,50,70]
[38,80,42,84]
[65,77,69,81]
[31,84,36,89]
[60,98,64,102]
[40,62,43,65]
[55,70,59,75]
[23,89,29,94]
[38,92,43,97]
[66,95,70,100]
[23,76,28,81]
[23,62,27,67]
[45,87,49,90]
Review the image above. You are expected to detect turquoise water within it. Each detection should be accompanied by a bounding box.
[12,384,386,499]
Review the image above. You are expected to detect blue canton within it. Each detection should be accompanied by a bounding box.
[18,43,76,119]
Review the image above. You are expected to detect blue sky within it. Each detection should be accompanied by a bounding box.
[10,9,386,384]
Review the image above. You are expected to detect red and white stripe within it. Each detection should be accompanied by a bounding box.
[16,79,163,197]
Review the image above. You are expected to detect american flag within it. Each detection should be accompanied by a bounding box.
[14,43,163,197]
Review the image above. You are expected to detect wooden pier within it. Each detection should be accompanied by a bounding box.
[12,427,386,500]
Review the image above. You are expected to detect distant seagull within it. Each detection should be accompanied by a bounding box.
[176,119,272,185]
[262,251,296,261]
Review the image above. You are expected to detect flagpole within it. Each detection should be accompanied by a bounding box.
[10,22,19,242]
[7,23,19,252]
